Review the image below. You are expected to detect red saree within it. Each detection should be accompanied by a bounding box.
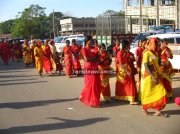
[71,44,82,73]
[0,42,9,64]
[98,51,112,102]
[43,45,53,74]
[80,46,101,107]
[62,46,73,76]
[115,50,137,102]
[113,45,119,74]
[160,47,174,97]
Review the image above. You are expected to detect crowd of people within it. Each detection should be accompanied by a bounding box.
[0,35,180,118]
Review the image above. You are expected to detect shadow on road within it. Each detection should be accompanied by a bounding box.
[100,97,134,108]
[0,98,78,109]
[173,87,180,98]
[0,80,47,86]
[164,109,180,115]
[0,74,39,78]
[0,78,38,83]
[0,117,109,134]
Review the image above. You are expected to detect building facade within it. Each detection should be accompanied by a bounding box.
[60,18,96,35]
[95,15,125,36]
[124,0,180,33]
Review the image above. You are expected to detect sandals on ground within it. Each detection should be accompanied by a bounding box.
[153,112,169,118]
[142,110,152,116]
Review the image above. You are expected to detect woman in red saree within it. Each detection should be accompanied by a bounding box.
[71,39,82,75]
[62,40,73,78]
[93,39,99,52]
[0,41,9,65]
[98,43,112,102]
[135,38,147,92]
[13,41,21,62]
[141,38,168,117]
[115,40,138,105]
[113,40,120,74]
[80,36,101,107]
[127,45,138,100]
[160,39,174,98]
[43,40,53,75]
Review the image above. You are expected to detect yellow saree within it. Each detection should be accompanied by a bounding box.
[141,50,167,110]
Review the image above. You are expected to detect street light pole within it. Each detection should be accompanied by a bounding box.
[53,10,55,38]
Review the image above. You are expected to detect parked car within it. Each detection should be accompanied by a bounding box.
[55,37,85,53]
[147,33,180,70]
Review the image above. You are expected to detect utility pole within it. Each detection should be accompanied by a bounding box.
[156,0,160,26]
[53,10,55,38]
[177,0,180,29]
[139,0,143,32]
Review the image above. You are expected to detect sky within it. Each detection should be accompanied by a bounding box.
[0,0,124,22]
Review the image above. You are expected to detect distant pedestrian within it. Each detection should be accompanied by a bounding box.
[54,52,63,75]
[43,40,53,75]
[0,40,9,65]
[22,40,31,67]
[62,40,73,78]
[34,40,44,76]
[71,39,82,76]
[98,43,112,102]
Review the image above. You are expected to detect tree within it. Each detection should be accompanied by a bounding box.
[99,10,125,16]
[117,10,125,16]
[0,19,15,34]
[103,10,118,16]
[11,4,48,39]
[48,12,64,37]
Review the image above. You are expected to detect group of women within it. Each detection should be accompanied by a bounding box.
[1,36,178,117]
[79,35,176,118]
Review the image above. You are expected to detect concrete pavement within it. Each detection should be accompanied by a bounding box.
[0,60,179,134]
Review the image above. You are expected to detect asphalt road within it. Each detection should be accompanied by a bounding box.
[0,60,180,134]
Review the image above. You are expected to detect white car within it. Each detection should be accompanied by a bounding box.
[147,33,180,70]
[55,36,69,53]
[55,37,85,53]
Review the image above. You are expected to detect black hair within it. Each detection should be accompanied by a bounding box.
[85,35,92,44]
[94,39,98,44]
[101,43,106,48]
[161,38,168,43]
[121,39,129,50]
[140,37,147,42]
[66,40,70,43]
[72,39,76,42]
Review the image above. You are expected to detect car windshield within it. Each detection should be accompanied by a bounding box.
[55,37,63,43]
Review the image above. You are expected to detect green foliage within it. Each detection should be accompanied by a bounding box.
[102,10,125,16]
[48,12,64,36]
[11,4,48,39]
[0,19,15,34]
[10,4,64,39]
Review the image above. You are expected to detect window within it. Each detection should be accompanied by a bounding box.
[176,38,180,44]
[128,0,139,6]
[74,24,83,27]
[160,19,175,25]
[166,38,174,45]
[131,18,139,24]
[161,0,175,6]
[89,24,95,27]
[148,19,156,25]
[142,0,155,6]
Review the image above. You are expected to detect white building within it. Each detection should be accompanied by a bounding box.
[60,18,96,35]
[124,0,180,33]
